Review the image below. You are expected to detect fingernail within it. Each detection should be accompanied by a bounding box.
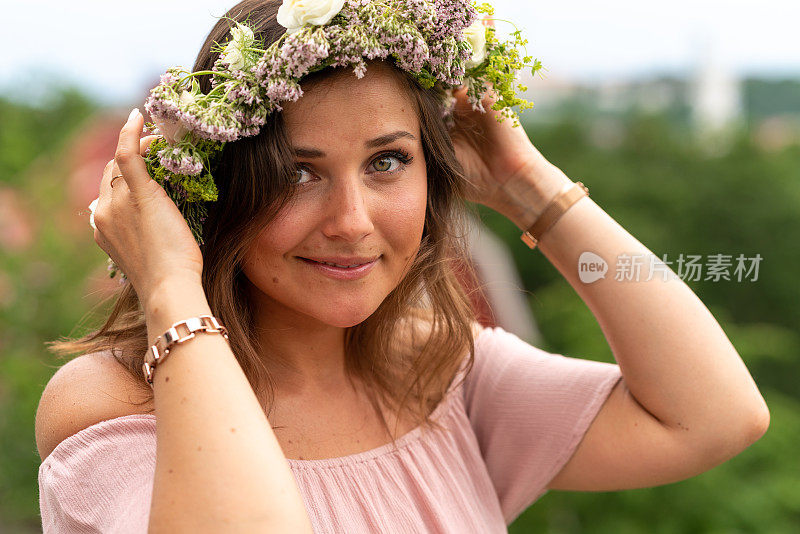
[128,108,141,122]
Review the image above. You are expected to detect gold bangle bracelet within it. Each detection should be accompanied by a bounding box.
[520,181,589,249]
[143,314,229,388]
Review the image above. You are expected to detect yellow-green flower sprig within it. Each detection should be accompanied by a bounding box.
[144,134,225,245]
[466,2,544,127]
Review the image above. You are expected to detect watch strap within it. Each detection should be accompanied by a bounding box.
[521,181,589,249]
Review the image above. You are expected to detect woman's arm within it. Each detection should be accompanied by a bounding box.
[503,160,770,446]
[496,161,770,491]
[448,75,768,489]
[144,278,313,533]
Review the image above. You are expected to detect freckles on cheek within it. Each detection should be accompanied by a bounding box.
[404,182,428,222]
[242,231,292,286]
[380,185,427,246]
[252,209,308,260]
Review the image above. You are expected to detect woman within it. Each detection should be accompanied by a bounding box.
[36,0,770,532]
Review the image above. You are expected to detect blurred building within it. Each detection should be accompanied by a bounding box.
[689,36,744,133]
[517,56,800,153]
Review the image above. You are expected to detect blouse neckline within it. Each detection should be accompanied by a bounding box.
[283,328,487,468]
[50,327,489,469]
[285,375,463,469]
[108,367,463,470]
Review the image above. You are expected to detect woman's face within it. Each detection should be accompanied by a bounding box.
[242,64,428,328]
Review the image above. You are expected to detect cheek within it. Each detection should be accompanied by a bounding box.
[377,178,428,257]
[243,206,310,275]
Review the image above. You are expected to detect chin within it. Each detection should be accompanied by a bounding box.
[312,301,382,328]
[325,310,375,328]
[325,316,371,329]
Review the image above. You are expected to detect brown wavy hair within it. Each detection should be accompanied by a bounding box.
[47,0,480,444]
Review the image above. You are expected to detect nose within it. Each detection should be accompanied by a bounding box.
[320,176,375,243]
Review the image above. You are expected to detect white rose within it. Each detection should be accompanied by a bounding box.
[153,114,190,144]
[463,19,487,68]
[277,0,346,34]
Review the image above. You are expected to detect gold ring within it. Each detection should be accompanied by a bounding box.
[110,174,124,188]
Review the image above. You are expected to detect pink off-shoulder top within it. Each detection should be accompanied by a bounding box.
[38,326,623,533]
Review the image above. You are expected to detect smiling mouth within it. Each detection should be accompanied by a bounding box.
[299,257,380,268]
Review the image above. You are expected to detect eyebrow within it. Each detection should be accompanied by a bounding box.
[292,130,417,158]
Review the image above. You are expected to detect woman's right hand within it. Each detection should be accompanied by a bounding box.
[92,108,205,304]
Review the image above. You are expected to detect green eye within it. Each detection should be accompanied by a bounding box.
[373,156,394,172]
[290,150,412,186]
[292,167,312,184]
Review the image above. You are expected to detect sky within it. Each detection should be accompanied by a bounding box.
[2,0,799,106]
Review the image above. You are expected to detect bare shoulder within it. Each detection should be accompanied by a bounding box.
[35,351,154,462]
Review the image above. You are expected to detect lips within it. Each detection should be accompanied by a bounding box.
[298,255,380,281]
[299,256,380,268]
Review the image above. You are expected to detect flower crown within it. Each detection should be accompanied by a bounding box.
[106,0,542,281]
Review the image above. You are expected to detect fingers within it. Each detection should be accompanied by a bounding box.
[96,116,155,228]
[141,135,158,157]
[95,159,120,225]
[102,133,157,198]
[114,108,151,193]
[91,159,115,239]
[93,122,154,249]
[99,159,115,201]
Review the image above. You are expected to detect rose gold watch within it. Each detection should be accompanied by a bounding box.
[521,181,589,249]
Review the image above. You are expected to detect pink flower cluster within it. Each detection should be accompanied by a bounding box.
[143,0,483,177]
[145,72,249,144]
[156,145,203,176]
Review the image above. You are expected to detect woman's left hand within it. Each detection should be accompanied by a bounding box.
[449,83,544,208]
[448,15,571,224]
